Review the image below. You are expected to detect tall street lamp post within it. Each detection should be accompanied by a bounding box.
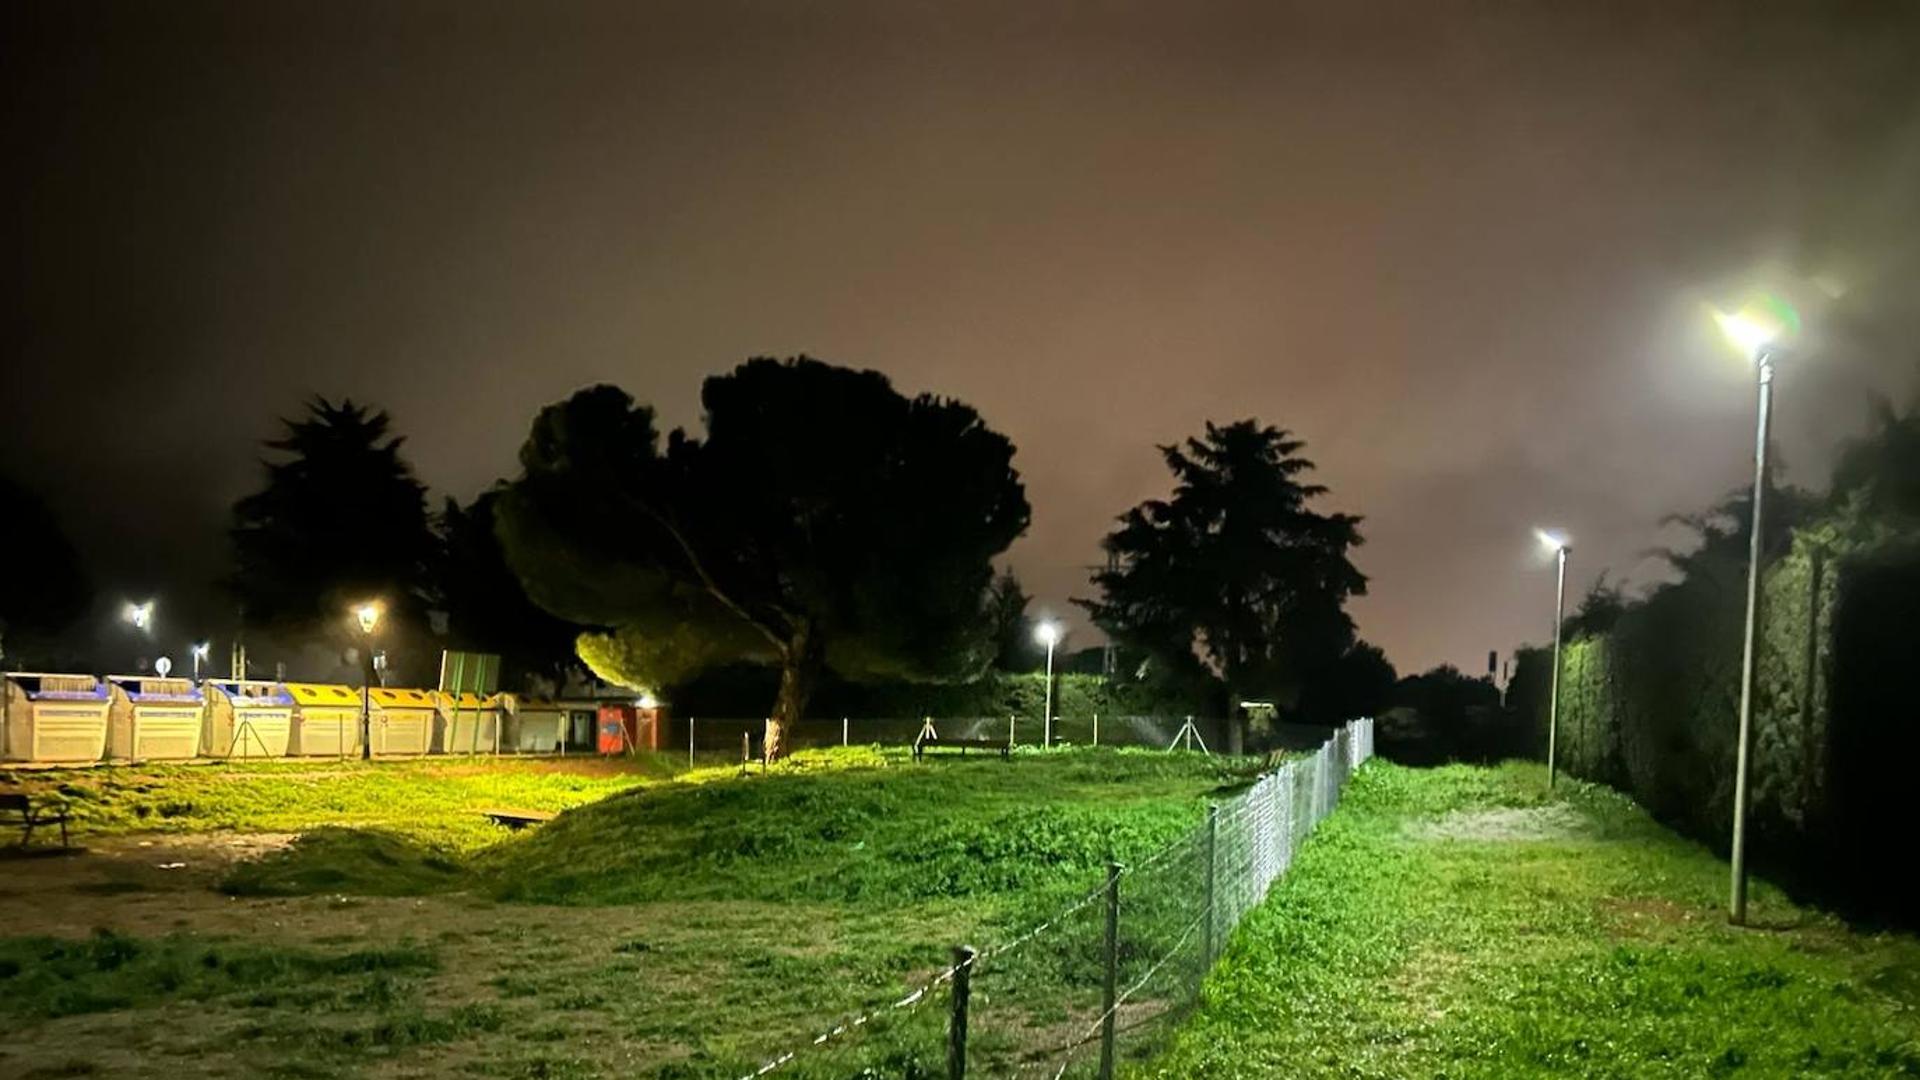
[1036,621,1062,748]
[354,602,383,762]
[1536,530,1570,789]
[191,642,211,682]
[1715,303,1792,927]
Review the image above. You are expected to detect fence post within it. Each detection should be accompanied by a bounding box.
[687,716,695,769]
[947,945,975,1080]
[1099,857,1121,1080]
[842,716,849,748]
[1008,714,1016,748]
[1093,712,1099,746]
[1204,803,1220,965]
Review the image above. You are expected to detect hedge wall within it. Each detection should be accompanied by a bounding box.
[1514,528,1920,919]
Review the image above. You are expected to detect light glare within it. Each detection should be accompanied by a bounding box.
[1535,528,1568,553]
[1034,620,1062,647]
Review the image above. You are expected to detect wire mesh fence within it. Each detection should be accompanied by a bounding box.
[730,717,1376,1079]
[673,714,1235,767]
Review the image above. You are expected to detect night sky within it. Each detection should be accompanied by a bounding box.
[7,1,1918,676]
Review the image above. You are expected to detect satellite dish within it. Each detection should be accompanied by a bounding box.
[155,656,173,677]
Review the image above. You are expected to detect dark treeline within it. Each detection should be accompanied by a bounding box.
[2,356,1400,759]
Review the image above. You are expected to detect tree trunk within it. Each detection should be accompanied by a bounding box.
[766,623,823,761]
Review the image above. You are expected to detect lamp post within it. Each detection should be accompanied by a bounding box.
[1035,620,1062,748]
[190,642,211,682]
[1536,530,1570,789]
[354,602,382,761]
[1714,303,1792,926]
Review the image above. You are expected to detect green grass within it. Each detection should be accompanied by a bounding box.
[0,747,1248,1079]
[220,827,467,896]
[1,753,680,849]
[477,746,1248,908]
[9,750,1912,1078]
[1148,762,1920,1078]
[0,929,437,1019]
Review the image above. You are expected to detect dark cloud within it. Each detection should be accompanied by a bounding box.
[6,1,1917,674]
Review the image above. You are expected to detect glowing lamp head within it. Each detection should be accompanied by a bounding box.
[637,693,658,710]
[122,600,154,632]
[1034,620,1062,648]
[191,642,211,661]
[1535,528,1569,554]
[1712,294,1799,362]
[353,602,383,635]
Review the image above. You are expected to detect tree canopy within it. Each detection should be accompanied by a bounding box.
[227,398,435,643]
[435,490,582,690]
[0,473,92,667]
[496,357,1030,755]
[1079,420,1366,710]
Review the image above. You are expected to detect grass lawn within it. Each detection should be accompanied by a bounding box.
[1150,762,1920,1078]
[0,748,1246,1079]
[1,754,681,850]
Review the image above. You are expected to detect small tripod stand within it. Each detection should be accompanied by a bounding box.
[1168,715,1211,755]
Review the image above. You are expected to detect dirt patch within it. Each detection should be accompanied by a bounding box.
[1407,804,1592,842]
[1598,896,1704,940]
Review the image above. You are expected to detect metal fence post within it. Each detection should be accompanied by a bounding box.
[947,945,975,1080]
[1099,857,1121,1080]
[1204,803,1220,965]
[1092,711,1099,746]
[687,716,695,769]
[842,716,849,747]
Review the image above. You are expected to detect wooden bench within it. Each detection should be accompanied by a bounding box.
[911,734,1011,762]
[479,807,557,831]
[1,793,72,848]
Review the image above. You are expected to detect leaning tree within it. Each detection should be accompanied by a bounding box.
[1079,419,1367,713]
[496,357,1030,757]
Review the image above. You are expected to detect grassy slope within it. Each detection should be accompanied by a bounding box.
[477,747,1245,908]
[1,749,1246,1079]
[1151,762,1920,1078]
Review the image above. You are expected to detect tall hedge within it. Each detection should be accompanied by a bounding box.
[1514,526,1920,919]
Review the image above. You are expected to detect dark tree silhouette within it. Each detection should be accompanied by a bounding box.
[1296,640,1398,726]
[496,357,1030,757]
[0,473,92,667]
[988,570,1036,672]
[227,398,435,641]
[1830,389,1920,521]
[436,490,582,689]
[1080,420,1366,711]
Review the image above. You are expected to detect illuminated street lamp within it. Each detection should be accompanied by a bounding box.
[1714,297,1795,927]
[191,642,211,681]
[1535,530,1570,789]
[1035,620,1062,747]
[122,600,155,634]
[353,601,384,761]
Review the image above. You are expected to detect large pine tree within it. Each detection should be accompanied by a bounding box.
[1079,419,1367,710]
[228,398,435,643]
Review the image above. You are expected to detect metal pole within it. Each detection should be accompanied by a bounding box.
[1092,711,1099,747]
[688,716,695,769]
[1204,804,1219,964]
[359,644,373,761]
[947,945,975,1080]
[842,716,849,748]
[1731,354,1774,926]
[1547,546,1568,788]
[1042,638,1055,748]
[1098,857,1121,1080]
[1007,714,1015,748]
